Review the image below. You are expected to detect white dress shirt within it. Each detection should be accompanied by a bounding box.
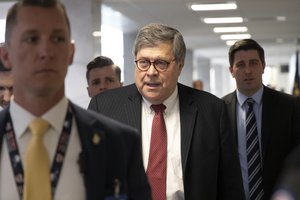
[142,86,184,200]
[0,97,85,200]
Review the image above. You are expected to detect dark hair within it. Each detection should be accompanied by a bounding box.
[5,0,71,43]
[228,39,265,67]
[0,60,11,72]
[86,56,121,82]
[132,23,186,66]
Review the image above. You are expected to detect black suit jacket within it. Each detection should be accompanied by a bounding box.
[273,145,300,200]
[222,86,300,200]
[0,102,151,200]
[89,83,245,200]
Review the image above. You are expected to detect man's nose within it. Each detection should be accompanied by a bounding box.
[245,65,252,73]
[3,89,12,101]
[39,40,54,60]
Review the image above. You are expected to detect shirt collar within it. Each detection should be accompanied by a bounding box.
[10,97,69,138]
[236,86,264,107]
[143,85,178,114]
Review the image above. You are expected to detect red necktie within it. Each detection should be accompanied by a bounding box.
[147,104,167,200]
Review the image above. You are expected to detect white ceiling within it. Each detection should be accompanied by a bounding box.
[102,0,300,66]
[1,0,300,66]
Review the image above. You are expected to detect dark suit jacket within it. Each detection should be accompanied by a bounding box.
[274,145,300,200]
[222,86,300,200]
[89,83,245,200]
[0,102,151,200]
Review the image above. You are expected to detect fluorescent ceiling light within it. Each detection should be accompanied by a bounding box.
[220,34,251,40]
[191,3,237,11]
[213,26,248,33]
[0,19,6,43]
[203,17,243,24]
[92,31,101,37]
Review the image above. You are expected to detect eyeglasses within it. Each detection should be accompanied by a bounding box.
[134,58,176,72]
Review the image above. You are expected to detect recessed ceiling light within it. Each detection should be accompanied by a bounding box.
[276,16,286,21]
[203,17,243,24]
[213,26,248,33]
[191,3,237,11]
[220,34,251,40]
[276,38,284,43]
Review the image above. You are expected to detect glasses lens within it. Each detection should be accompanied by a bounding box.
[154,60,168,71]
[138,60,150,70]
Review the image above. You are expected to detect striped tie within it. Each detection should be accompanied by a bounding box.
[246,98,264,200]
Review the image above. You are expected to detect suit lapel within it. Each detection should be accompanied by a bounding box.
[123,86,142,133]
[0,108,9,156]
[71,103,106,198]
[226,92,238,141]
[261,86,272,161]
[178,84,197,174]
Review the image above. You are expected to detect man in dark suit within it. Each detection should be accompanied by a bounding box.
[89,23,244,200]
[0,0,151,199]
[86,56,123,98]
[223,39,300,200]
[0,60,13,109]
[271,145,300,200]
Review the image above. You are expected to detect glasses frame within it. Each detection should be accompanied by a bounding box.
[134,58,176,72]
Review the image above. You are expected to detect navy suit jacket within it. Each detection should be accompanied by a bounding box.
[89,83,245,200]
[223,86,300,199]
[0,102,151,200]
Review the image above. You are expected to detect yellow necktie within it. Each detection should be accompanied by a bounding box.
[23,118,52,200]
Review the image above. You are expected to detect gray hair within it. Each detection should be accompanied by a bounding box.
[132,23,186,65]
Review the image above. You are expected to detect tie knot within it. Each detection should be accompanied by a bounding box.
[246,98,255,107]
[29,118,49,137]
[151,104,166,114]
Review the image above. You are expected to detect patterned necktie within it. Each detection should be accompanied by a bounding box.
[246,98,264,200]
[23,118,51,200]
[147,104,167,200]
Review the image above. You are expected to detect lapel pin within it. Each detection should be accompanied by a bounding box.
[92,133,101,145]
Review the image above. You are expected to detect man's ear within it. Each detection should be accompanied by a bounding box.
[262,61,266,74]
[229,66,234,77]
[68,41,75,65]
[0,45,12,70]
[86,86,93,98]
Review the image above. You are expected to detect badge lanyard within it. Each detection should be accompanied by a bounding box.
[5,104,73,199]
